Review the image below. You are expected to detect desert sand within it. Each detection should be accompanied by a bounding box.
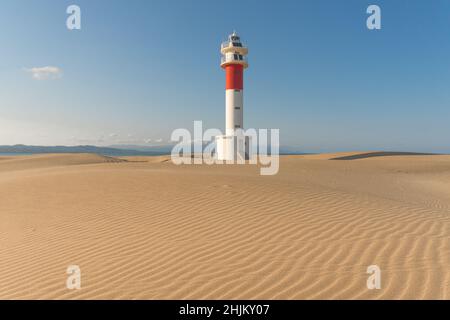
[0,152,449,299]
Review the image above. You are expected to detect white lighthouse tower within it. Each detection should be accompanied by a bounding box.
[216,32,250,161]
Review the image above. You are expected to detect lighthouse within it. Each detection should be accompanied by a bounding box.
[216,32,250,161]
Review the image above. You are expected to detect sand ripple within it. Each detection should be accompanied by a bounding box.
[0,153,449,299]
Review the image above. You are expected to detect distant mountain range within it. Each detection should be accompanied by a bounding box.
[108,144,174,153]
[0,145,167,156]
[109,144,307,155]
[0,144,307,156]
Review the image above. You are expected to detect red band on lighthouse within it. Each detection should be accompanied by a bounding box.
[225,64,243,90]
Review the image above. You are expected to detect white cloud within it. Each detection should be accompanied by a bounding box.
[25,66,63,80]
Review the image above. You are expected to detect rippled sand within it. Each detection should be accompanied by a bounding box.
[0,153,449,299]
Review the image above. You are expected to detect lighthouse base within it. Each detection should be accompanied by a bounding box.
[216,134,251,161]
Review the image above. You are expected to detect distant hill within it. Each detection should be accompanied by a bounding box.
[0,145,167,156]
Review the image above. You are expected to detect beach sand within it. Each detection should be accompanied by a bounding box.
[0,153,449,299]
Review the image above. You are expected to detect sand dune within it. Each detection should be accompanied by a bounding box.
[296,151,438,160]
[329,151,437,161]
[0,153,125,173]
[0,153,449,299]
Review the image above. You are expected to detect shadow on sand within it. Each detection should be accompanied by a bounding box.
[330,151,439,161]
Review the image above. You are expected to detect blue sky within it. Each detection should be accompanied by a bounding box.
[1,0,449,152]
